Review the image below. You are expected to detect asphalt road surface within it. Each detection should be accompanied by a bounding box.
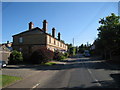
[3,56,120,89]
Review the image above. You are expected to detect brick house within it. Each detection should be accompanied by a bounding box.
[12,20,68,58]
[0,43,11,63]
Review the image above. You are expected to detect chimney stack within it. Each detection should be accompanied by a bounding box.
[29,22,34,30]
[58,32,61,40]
[52,28,56,38]
[43,20,48,33]
[7,41,9,44]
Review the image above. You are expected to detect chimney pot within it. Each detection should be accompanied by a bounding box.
[7,41,9,44]
[52,28,56,38]
[58,32,61,40]
[43,20,48,33]
[29,22,34,30]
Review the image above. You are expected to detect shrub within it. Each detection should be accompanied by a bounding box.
[64,52,69,58]
[8,50,23,64]
[53,50,66,61]
[60,55,66,60]
[30,48,54,64]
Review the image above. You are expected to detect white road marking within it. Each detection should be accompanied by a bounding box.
[81,59,102,87]
[87,68,102,86]
[88,69,92,74]
[32,82,41,89]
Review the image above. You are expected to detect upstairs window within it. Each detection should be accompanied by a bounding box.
[49,37,51,43]
[54,40,56,45]
[58,42,59,46]
[19,37,23,43]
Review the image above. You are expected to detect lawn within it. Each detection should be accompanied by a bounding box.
[41,61,57,66]
[0,75,22,88]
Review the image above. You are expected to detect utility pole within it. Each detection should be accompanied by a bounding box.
[73,38,74,47]
[87,42,89,47]
[72,38,75,56]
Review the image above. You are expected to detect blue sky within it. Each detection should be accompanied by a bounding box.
[2,2,118,46]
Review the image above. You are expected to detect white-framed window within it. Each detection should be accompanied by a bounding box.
[58,41,59,46]
[49,37,51,43]
[54,40,56,45]
[19,37,23,43]
[60,43,62,47]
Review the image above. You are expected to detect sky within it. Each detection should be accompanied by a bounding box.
[2,2,118,46]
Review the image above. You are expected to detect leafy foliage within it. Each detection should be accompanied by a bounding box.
[66,44,77,56]
[8,50,23,64]
[94,13,120,60]
[64,52,69,58]
[53,50,66,60]
[78,44,90,53]
[30,48,54,64]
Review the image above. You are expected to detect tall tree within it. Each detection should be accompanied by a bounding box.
[96,13,120,59]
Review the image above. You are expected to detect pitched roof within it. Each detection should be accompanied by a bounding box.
[0,45,11,51]
[12,27,67,45]
[12,27,43,36]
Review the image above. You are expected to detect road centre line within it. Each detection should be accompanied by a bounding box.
[80,59,102,87]
[87,68,101,86]
[32,82,41,89]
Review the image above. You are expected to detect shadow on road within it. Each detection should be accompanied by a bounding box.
[60,74,120,88]
[71,73,120,88]
[110,73,120,87]
[5,57,120,71]
[4,57,120,88]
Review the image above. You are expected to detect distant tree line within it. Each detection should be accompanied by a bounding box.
[66,43,91,57]
[78,44,91,53]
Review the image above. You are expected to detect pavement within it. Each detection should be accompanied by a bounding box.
[2,56,120,89]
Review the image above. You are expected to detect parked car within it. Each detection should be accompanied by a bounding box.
[84,53,90,57]
[0,61,7,68]
[83,50,90,57]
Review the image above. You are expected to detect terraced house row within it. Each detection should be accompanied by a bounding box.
[12,20,68,58]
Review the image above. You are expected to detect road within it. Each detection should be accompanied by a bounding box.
[3,56,120,89]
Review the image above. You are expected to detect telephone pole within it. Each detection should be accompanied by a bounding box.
[73,38,74,47]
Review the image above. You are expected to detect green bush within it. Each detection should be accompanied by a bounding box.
[60,55,66,60]
[69,47,76,56]
[53,50,66,61]
[8,50,23,64]
[64,52,69,58]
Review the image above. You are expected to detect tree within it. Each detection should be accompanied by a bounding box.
[96,13,120,60]
[78,44,90,53]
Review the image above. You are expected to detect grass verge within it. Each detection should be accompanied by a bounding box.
[41,61,57,66]
[0,75,22,88]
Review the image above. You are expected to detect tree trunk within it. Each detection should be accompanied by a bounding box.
[109,50,112,60]
[104,49,106,60]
